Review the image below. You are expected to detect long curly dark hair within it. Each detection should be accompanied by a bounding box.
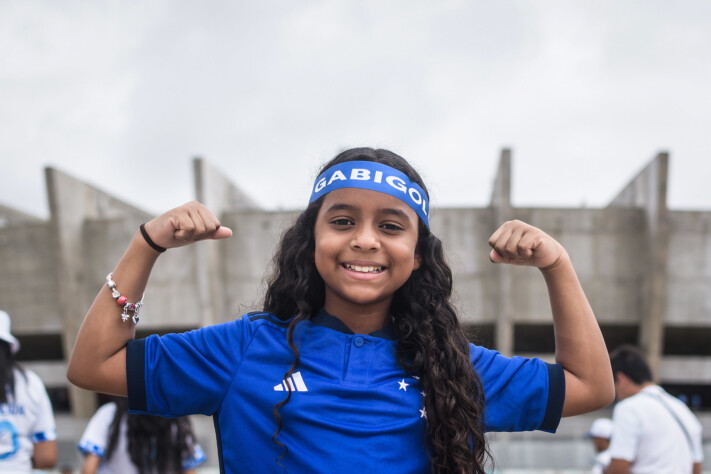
[0,340,25,404]
[105,397,197,474]
[263,147,491,473]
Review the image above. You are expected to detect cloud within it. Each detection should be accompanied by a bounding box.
[1,1,710,218]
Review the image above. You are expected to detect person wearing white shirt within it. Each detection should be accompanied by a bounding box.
[78,397,205,474]
[607,345,703,474]
[0,310,57,473]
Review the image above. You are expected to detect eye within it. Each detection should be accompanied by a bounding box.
[330,218,354,227]
[380,222,405,232]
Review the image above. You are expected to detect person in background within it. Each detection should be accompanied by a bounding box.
[0,309,57,472]
[587,417,612,474]
[78,396,205,474]
[607,344,703,474]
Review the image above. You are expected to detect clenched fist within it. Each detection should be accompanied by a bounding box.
[142,201,233,250]
[488,220,565,270]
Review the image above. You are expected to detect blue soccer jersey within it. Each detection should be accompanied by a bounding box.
[127,309,564,473]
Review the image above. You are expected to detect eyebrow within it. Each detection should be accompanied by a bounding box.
[325,203,411,220]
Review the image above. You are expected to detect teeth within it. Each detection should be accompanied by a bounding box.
[345,264,383,273]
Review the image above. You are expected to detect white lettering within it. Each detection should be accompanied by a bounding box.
[327,170,347,186]
[374,171,383,183]
[421,198,428,216]
[350,169,370,180]
[386,176,407,193]
[408,188,422,205]
[314,177,327,193]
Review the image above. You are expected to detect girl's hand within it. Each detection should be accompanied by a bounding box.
[488,220,565,270]
[142,201,233,250]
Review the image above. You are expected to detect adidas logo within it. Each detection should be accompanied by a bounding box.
[273,371,309,392]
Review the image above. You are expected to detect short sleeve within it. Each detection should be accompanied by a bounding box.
[127,318,251,417]
[26,371,57,443]
[692,432,703,463]
[690,411,704,463]
[78,402,117,458]
[607,402,642,461]
[471,345,565,433]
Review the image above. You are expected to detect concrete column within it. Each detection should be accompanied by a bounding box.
[45,167,151,417]
[489,149,514,356]
[607,152,670,377]
[193,158,260,325]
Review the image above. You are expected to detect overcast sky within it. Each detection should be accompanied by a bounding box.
[2,1,710,218]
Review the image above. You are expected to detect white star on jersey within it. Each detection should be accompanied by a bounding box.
[398,379,409,391]
[420,408,427,419]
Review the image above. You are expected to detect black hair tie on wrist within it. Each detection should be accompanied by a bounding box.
[140,223,167,253]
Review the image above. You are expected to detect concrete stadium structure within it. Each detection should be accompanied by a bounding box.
[1,150,709,470]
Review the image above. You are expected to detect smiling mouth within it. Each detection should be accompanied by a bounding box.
[343,263,385,274]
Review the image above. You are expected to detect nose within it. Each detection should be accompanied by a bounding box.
[351,224,380,251]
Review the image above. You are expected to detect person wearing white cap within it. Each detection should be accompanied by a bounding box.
[0,309,57,472]
[587,417,613,474]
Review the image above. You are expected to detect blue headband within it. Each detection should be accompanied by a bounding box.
[309,161,430,228]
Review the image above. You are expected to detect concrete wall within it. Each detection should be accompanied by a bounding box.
[0,221,58,332]
[667,211,711,326]
[1,150,710,470]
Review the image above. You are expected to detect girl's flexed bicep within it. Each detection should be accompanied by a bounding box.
[67,202,232,396]
[488,219,615,416]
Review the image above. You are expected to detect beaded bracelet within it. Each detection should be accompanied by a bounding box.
[106,273,143,325]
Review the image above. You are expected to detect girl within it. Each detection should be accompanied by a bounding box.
[0,309,57,472]
[78,396,205,474]
[67,148,614,473]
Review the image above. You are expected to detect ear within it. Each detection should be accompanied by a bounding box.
[413,252,422,270]
[615,372,629,384]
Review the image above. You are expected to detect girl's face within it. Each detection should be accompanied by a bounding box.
[314,188,421,318]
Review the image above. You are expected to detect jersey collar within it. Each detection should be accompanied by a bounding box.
[311,308,395,340]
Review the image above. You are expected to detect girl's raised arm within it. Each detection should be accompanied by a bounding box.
[489,220,615,416]
[66,202,232,396]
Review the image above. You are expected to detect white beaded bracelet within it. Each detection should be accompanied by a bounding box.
[106,273,143,325]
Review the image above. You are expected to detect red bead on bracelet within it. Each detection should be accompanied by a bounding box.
[106,273,144,325]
